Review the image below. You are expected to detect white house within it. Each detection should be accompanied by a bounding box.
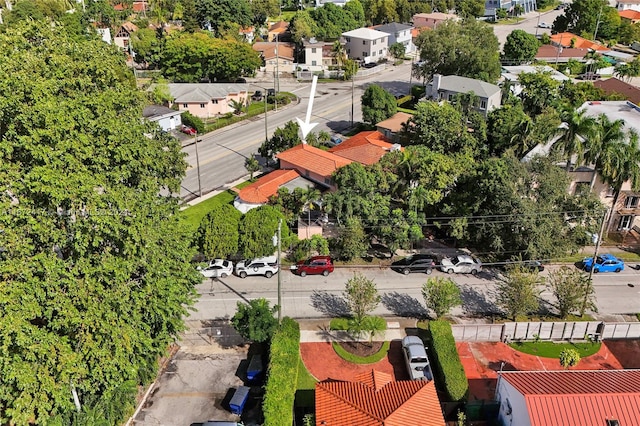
[301,38,341,73]
[142,105,183,132]
[501,65,570,96]
[426,74,502,116]
[342,28,389,65]
[372,22,416,55]
[617,0,640,12]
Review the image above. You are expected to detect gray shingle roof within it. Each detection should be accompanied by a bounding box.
[373,22,414,34]
[167,83,248,103]
[437,75,500,98]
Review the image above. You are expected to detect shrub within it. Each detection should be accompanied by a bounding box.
[181,111,205,133]
[429,320,468,401]
[263,318,300,426]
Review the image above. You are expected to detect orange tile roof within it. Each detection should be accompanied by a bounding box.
[594,77,640,105]
[550,32,609,51]
[375,112,413,133]
[277,144,352,178]
[329,131,397,165]
[269,20,289,32]
[501,370,640,426]
[113,1,148,12]
[252,42,295,61]
[315,370,445,426]
[237,169,300,204]
[620,9,640,19]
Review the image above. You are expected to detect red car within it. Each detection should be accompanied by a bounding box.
[180,125,197,136]
[290,256,334,277]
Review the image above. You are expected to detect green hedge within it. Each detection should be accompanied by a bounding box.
[263,318,300,426]
[429,320,468,401]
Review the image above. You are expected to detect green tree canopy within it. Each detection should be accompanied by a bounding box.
[259,120,301,160]
[195,0,252,36]
[196,204,242,259]
[310,2,359,39]
[343,273,381,322]
[503,30,540,63]
[557,0,620,40]
[289,10,319,43]
[361,84,398,124]
[414,20,501,83]
[231,298,279,343]
[547,267,596,318]
[238,205,291,258]
[496,266,543,320]
[487,103,531,156]
[422,277,462,318]
[0,20,199,424]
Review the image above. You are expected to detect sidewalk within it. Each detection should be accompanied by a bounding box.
[298,317,415,343]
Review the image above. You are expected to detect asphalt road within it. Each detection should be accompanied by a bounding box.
[179,63,414,200]
[492,7,566,47]
[190,264,640,322]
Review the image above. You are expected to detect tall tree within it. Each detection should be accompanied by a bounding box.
[259,120,301,160]
[502,29,540,64]
[414,20,501,83]
[195,0,252,36]
[581,114,625,189]
[238,205,291,258]
[196,204,242,259]
[517,71,562,116]
[547,267,596,318]
[552,107,597,171]
[422,277,462,318]
[361,84,397,124]
[0,20,199,424]
[231,298,279,343]
[343,0,366,26]
[343,273,381,322]
[251,0,280,26]
[496,265,543,320]
[289,10,318,43]
[557,0,619,40]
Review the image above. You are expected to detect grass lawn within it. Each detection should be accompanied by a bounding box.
[509,340,601,359]
[180,181,251,234]
[296,358,318,390]
[332,341,391,364]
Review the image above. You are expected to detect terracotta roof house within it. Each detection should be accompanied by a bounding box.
[252,41,296,74]
[316,370,445,426]
[594,77,640,104]
[114,1,148,13]
[496,370,640,426]
[239,26,255,43]
[535,44,591,63]
[329,130,400,164]
[268,21,289,41]
[411,12,459,29]
[550,32,609,52]
[375,113,413,143]
[234,169,316,213]
[620,8,640,22]
[277,144,352,189]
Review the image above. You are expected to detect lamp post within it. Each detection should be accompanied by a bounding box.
[249,83,269,145]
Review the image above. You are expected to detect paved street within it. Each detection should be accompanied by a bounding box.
[179,63,413,200]
[190,264,640,322]
[491,8,565,47]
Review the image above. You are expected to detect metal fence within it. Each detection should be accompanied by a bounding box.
[452,321,640,342]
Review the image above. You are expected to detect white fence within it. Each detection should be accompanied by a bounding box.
[452,321,640,342]
[295,63,387,81]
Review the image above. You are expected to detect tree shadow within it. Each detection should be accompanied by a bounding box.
[460,284,500,317]
[310,290,350,317]
[381,291,429,319]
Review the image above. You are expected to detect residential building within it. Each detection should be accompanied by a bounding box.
[594,77,640,105]
[234,169,315,213]
[113,1,148,14]
[375,112,413,143]
[142,105,183,132]
[252,41,296,74]
[95,27,111,44]
[501,65,570,96]
[267,21,289,42]
[301,39,341,72]
[316,370,445,426]
[616,0,640,12]
[329,130,400,163]
[166,83,248,119]
[496,370,640,426]
[426,74,502,116]
[620,8,640,22]
[550,32,609,52]
[277,144,353,189]
[411,12,458,29]
[483,0,536,18]
[342,28,389,65]
[372,22,416,55]
[535,44,591,63]
[114,22,138,51]
[239,26,255,43]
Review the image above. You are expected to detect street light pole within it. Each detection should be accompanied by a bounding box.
[193,131,202,198]
[250,83,269,144]
[277,218,282,323]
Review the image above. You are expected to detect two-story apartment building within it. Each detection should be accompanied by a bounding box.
[617,0,640,12]
[342,28,389,65]
[252,41,296,75]
[301,39,341,72]
[426,74,502,116]
[372,22,416,55]
[484,0,536,19]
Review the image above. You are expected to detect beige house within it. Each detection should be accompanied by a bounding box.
[342,28,389,65]
[411,12,458,29]
[114,22,138,51]
[166,83,248,119]
[302,39,341,72]
[376,112,413,143]
[252,42,296,75]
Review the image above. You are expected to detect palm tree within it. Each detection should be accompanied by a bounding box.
[300,188,321,237]
[600,130,640,230]
[332,41,346,79]
[552,108,597,171]
[581,114,625,190]
[244,156,261,180]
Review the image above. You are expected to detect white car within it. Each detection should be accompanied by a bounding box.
[198,259,233,278]
[538,22,552,29]
[440,255,482,275]
[401,336,433,381]
[235,256,279,278]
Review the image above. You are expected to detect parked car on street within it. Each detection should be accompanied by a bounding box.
[538,22,552,28]
[582,254,624,273]
[235,256,279,278]
[440,255,482,275]
[180,125,197,135]
[401,336,433,381]
[197,259,233,278]
[390,254,437,275]
[290,255,334,277]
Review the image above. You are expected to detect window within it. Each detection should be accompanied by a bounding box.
[379,49,383,55]
[345,37,350,42]
[183,103,188,108]
[363,52,368,57]
[619,215,634,230]
[311,48,316,53]
[480,100,487,109]
[448,94,454,101]
[362,40,366,45]
[347,49,350,54]
[212,100,218,104]
[324,178,332,185]
[311,60,317,66]
[373,39,377,45]
[200,103,206,108]
[373,51,376,56]
[625,196,640,208]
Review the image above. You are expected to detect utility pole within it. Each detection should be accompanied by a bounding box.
[583,208,608,315]
[194,132,202,198]
[277,219,282,323]
[351,73,355,128]
[275,33,280,93]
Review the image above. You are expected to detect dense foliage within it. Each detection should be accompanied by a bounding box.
[231,298,279,343]
[502,30,540,64]
[429,321,468,401]
[0,20,199,424]
[262,318,300,426]
[238,205,292,258]
[422,277,462,318]
[196,204,242,259]
[361,84,398,125]
[496,266,544,320]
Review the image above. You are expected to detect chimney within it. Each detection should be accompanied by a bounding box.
[431,74,442,99]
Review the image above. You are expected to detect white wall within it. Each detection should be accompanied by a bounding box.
[495,376,531,426]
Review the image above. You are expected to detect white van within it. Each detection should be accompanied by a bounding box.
[234,256,278,278]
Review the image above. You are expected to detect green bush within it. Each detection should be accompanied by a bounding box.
[181,111,205,133]
[263,318,300,426]
[429,320,468,401]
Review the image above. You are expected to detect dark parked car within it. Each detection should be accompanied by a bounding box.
[251,90,263,101]
[391,254,437,275]
[290,256,334,277]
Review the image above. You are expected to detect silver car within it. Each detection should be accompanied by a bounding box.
[440,255,482,275]
[401,336,433,381]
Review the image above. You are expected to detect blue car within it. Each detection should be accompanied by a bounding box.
[582,254,624,273]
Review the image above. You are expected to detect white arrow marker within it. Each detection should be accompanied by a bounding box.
[296,75,318,142]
